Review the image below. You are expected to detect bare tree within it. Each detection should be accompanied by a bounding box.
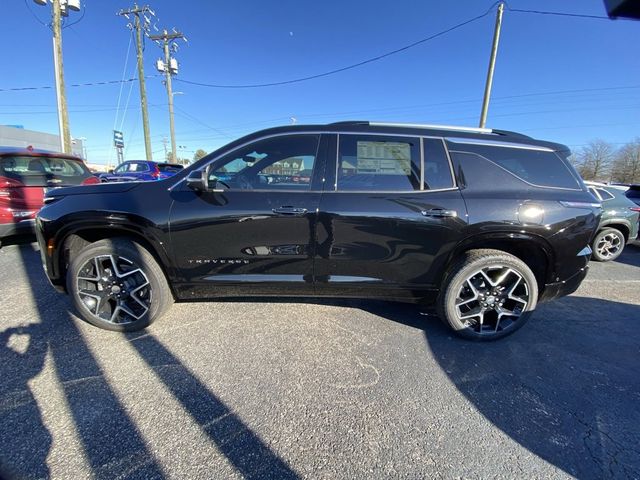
[193,149,208,162]
[575,140,615,181]
[611,138,640,184]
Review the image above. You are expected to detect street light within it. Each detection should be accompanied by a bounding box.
[33,0,82,154]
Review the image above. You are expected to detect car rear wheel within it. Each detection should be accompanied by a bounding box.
[438,249,538,341]
[592,227,625,262]
[67,238,173,331]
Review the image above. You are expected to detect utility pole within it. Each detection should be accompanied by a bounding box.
[479,2,504,129]
[33,0,81,153]
[118,4,155,161]
[51,0,72,153]
[150,29,186,163]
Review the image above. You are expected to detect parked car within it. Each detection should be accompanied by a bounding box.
[98,161,183,182]
[625,184,640,207]
[36,122,601,340]
[585,181,640,261]
[0,147,98,247]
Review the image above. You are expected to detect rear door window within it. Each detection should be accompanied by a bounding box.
[337,135,421,191]
[448,143,581,189]
[0,156,90,186]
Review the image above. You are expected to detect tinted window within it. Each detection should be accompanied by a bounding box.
[158,164,183,172]
[588,187,601,201]
[0,155,89,185]
[595,188,614,200]
[129,162,150,172]
[423,138,454,190]
[453,144,581,189]
[337,135,420,191]
[626,187,640,199]
[209,135,319,190]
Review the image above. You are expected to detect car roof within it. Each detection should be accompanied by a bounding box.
[0,146,83,161]
[221,121,570,153]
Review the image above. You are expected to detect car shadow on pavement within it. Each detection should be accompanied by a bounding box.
[4,242,299,479]
[1,242,166,479]
[360,297,640,479]
[613,244,640,268]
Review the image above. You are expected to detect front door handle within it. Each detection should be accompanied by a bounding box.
[421,208,458,218]
[272,206,308,216]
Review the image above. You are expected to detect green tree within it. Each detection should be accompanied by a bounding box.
[193,149,208,162]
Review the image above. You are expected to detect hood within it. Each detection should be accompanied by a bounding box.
[45,182,140,198]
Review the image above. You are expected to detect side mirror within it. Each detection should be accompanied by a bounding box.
[108,169,114,174]
[186,169,208,191]
[185,166,225,193]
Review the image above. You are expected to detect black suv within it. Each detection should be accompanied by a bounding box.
[36,122,601,340]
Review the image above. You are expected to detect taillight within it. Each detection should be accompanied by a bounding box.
[0,176,23,199]
[630,207,640,213]
[82,176,100,185]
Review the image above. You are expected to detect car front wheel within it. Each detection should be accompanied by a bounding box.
[67,238,173,331]
[438,249,538,340]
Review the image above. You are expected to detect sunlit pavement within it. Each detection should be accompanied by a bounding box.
[1,237,639,479]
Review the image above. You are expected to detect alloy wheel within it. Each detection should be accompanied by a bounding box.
[596,232,622,260]
[454,265,529,335]
[76,254,152,325]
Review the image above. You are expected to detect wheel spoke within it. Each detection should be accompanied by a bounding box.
[77,254,151,326]
[455,263,530,336]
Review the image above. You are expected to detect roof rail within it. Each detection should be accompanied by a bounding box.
[330,121,493,134]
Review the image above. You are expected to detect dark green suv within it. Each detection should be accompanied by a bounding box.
[586,182,640,261]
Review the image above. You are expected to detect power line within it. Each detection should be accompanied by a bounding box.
[0,75,160,93]
[504,4,621,21]
[175,3,500,89]
[23,0,48,27]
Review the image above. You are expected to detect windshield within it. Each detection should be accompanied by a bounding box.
[0,155,91,186]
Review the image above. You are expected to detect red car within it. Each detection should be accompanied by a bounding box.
[0,147,98,246]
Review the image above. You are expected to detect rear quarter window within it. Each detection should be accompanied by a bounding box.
[450,144,581,189]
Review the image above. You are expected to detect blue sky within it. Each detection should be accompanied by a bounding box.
[2,0,639,164]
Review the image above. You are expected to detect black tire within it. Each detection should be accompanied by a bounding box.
[592,227,625,262]
[438,249,538,341]
[67,238,173,331]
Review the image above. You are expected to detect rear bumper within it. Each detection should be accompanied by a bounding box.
[0,219,36,239]
[540,265,589,302]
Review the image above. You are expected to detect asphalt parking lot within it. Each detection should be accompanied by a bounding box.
[0,237,639,479]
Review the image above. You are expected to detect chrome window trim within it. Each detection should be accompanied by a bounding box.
[419,138,425,191]
[445,137,555,152]
[448,149,583,192]
[321,187,459,194]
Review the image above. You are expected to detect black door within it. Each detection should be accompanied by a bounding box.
[315,134,467,302]
[169,134,328,298]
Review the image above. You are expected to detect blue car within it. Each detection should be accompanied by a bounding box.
[98,161,184,183]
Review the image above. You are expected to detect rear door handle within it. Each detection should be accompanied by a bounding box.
[272,206,308,216]
[421,208,458,218]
